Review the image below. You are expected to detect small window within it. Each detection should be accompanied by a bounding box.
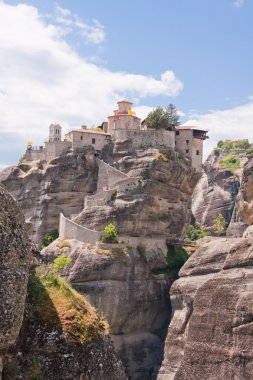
[186,140,189,144]
[176,131,180,135]
[186,149,189,153]
[92,138,96,144]
[80,135,83,140]
[196,150,200,155]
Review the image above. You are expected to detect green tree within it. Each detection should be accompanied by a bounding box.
[145,104,180,130]
[213,213,226,236]
[100,223,118,243]
[166,104,180,129]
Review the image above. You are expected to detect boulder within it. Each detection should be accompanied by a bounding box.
[0,185,32,353]
[157,237,253,379]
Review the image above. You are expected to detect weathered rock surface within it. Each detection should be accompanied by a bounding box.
[3,281,127,380]
[239,156,253,225]
[157,236,253,380]
[42,239,172,379]
[192,152,241,230]
[0,147,97,244]
[0,185,33,379]
[75,148,200,240]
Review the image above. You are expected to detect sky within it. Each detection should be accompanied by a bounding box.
[0,0,253,168]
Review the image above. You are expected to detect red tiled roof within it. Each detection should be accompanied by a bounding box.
[176,125,208,132]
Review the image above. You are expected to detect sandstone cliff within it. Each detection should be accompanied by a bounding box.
[75,147,200,240]
[42,238,171,379]
[0,146,97,244]
[0,185,33,379]
[157,236,253,380]
[239,156,253,225]
[192,150,247,236]
[0,185,127,379]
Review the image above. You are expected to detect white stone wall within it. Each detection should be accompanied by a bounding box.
[59,213,167,251]
[96,159,128,191]
[59,213,100,242]
[65,131,110,151]
[45,141,71,162]
[112,129,175,150]
[25,148,46,162]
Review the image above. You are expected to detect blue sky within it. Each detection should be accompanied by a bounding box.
[0,0,253,167]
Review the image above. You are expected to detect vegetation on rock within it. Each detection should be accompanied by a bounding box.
[41,230,59,249]
[29,257,109,345]
[152,245,188,278]
[145,104,180,130]
[100,223,118,243]
[213,213,226,236]
[185,222,210,241]
[213,139,252,172]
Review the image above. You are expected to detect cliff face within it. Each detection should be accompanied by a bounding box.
[239,156,253,225]
[0,187,127,380]
[0,186,33,358]
[192,151,247,236]
[42,239,171,379]
[157,236,253,380]
[0,147,97,244]
[75,148,200,240]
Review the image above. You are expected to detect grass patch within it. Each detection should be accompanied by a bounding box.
[28,270,109,345]
[152,245,188,278]
[96,247,128,255]
[57,240,71,249]
[219,153,240,173]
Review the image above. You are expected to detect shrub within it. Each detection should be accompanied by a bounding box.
[152,246,189,278]
[246,148,253,156]
[51,255,72,274]
[185,222,210,241]
[213,213,226,236]
[100,223,118,243]
[41,230,59,250]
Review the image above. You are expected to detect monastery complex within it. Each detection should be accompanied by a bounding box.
[25,100,208,172]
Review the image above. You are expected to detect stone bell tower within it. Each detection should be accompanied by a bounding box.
[49,123,62,142]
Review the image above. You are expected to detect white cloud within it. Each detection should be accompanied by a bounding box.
[54,5,105,44]
[0,1,183,165]
[184,101,253,159]
[233,0,245,8]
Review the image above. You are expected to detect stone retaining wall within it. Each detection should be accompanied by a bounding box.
[59,213,100,243]
[84,189,116,208]
[113,129,175,150]
[96,159,128,191]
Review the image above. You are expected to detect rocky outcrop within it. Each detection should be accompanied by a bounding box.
[3,271,127,380]
[0,147,97,244]
[42,239,172,379]
[192,152,240,227]
[157,236,253,379]
[0,185,33,378]
[192,151,247,236]
[75,148,200,240]
[239,156,253,225]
